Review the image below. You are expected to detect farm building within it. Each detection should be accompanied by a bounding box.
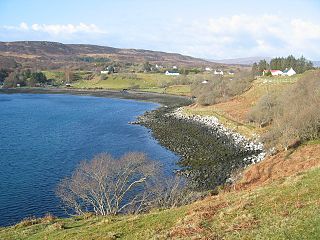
[282,67,296,76]
[165,71,180,76]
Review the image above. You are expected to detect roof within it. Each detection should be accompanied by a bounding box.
[283,68,294,73]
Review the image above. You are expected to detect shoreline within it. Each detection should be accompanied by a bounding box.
[0,87,192,106]
[169,107,266,165]
[135,104,264,189]
[1,87,264,189]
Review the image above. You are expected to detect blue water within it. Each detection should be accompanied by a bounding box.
[0,93,178,226]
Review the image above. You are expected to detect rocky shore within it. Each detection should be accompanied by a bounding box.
[135,105,265,190]
[168,107,266,164]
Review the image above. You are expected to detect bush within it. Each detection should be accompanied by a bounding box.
[247,91,280,126]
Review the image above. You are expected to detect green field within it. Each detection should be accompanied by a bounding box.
[57,72,194,96]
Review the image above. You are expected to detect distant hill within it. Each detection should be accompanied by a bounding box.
[0,41,216,70]
[210,57,272,65]
[211,56,320,67]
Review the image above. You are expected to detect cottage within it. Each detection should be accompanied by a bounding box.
[270,70,283,76]
[165,71,180,76]
[101,66,115,74]
[214,70,223,75]
[202,80,208,84]
[282,67,296,76]
[205,67,212,71]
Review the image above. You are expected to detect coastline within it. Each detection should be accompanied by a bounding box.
[135,104,264,190]
[0,88,192,106]
[1,87,264,189]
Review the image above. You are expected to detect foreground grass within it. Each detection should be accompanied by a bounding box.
[1,164,320,239]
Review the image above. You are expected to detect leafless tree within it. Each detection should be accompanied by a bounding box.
[56,152,159,216]
[150,175,206,209]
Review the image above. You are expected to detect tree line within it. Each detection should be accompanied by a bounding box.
[252,55,314,75]
[0,69,49,88]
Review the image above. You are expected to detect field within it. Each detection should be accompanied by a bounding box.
[70,73,193,96]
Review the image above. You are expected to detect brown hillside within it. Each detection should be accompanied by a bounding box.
[0,41,218,69]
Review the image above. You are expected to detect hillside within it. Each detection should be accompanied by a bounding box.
[0,41,216,69]
[1,144,320,239]
[210,57,271,66]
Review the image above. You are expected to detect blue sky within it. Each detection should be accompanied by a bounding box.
[1,0,320,60]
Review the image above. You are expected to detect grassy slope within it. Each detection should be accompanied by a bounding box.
[71,73,190,94]
[183,73,302,138]
[1,165,320,239]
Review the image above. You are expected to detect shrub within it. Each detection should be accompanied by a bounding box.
[247,91,280,126]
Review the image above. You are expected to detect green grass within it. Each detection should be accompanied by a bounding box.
[42,71,65,83]
[72,73,173,89]
[71,73,192,95]
[304,139,320,145]
[0,207,188,240]
[257,73,301,84]
[216,168,320,239]
[2,166,320,239]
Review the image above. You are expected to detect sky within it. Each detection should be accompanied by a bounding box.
[0,0,320,60]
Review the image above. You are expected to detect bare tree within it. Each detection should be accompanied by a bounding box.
[56,152,159,216]
[150,175,206,209]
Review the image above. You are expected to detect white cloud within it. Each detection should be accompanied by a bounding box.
[30,23,105,35]
[2,22,106,35]
[162,14,320,59]
[3,22,29,31]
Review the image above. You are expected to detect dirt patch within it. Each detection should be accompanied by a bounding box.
[168,200,228,239]
[236,144,320,190]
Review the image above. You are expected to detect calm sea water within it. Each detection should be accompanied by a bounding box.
[0,93,178,226]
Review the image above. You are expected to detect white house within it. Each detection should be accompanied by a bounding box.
[202,80,208,84]
[205,67,212,71]
[165,71,180,76]
[214,70,223,75]
[282,67,296,76]
[228,70,235,75]
[172,66,178,69]
[101,70,109,74]
[270,70,283,76]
